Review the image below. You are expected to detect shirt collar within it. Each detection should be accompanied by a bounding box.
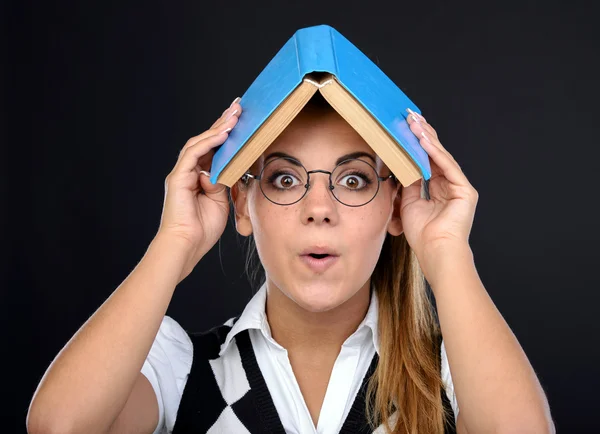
[219,281,380,357]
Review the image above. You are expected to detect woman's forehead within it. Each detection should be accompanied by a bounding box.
[255,113,386,169]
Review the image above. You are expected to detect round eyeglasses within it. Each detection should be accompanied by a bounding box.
[240,157,396,207]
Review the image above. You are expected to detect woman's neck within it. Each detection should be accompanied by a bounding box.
[265,279,372,352]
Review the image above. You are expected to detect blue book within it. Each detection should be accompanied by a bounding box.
[209,24,430,190]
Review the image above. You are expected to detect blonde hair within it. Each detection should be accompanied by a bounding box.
[367,231,454,433]
[234,93,455,433]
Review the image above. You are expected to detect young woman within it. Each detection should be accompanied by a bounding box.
[27,94,555,434]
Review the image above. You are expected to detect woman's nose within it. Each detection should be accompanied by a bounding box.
[301,173,338,223]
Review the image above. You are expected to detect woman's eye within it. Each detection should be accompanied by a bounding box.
[339,174,367,189]
[273,173,301,189]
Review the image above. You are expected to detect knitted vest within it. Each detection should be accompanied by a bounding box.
[172,319,456,433]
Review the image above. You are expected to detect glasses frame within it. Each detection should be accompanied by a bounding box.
[241,156,397,207]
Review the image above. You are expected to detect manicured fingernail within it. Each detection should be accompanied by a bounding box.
[406,108,421,123]
[199,170,211,176]
[220,127,232,134]
[222,97,241,116]
[225,109,238,121]
[407,107,426,122]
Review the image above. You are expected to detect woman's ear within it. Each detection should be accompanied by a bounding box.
[230,181,253,236]
[387,184,404,236]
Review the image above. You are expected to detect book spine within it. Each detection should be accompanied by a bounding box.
[295,25,339,76]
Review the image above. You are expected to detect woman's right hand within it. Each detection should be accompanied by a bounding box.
[156,97,242,282]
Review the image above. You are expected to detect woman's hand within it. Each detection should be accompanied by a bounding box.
[156,97,242,281]
[398,109,479,274]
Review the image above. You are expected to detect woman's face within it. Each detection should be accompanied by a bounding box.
[232,108,403,313]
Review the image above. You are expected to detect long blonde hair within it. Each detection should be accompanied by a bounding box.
[367,231,453,433]
[235,94,455,433]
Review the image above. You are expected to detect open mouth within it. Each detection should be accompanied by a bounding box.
[300,252,339,273]
[308,253,330,259]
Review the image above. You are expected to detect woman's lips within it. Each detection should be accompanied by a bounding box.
[299,254,340,273]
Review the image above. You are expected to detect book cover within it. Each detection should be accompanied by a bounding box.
[209,24,430,185]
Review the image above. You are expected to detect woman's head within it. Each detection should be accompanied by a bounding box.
[231,94,403,313]
[230,93,453,432]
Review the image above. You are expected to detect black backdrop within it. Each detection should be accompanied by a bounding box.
[5,0,599,432]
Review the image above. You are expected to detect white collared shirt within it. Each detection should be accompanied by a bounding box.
[141,282,459,433]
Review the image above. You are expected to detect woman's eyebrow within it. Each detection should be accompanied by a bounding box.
[335,151,376,166]
[264,151,302,167]
[264,151,377,166]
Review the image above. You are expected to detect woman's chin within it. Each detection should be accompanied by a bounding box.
[287,284,348,313]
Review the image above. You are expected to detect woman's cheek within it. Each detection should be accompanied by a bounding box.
[353,214,388,264]
[252,217,289,274]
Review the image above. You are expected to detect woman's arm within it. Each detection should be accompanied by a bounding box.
[27,102,240,434]
[427,243,555,434]
[26,234,192,434]
[398,110,554,432]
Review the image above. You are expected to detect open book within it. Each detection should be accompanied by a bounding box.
[209,24,431,190]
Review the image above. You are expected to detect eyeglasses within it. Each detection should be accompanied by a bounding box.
[241,157,396,207]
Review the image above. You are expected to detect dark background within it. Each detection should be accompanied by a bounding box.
[5,0,599,432]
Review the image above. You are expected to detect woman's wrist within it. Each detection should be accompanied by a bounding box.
[145,233,198,284]
[418,242,475,291]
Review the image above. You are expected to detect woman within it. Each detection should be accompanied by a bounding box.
[27,94,555,434]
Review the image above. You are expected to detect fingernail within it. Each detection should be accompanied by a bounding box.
[220,127,232,134]
[421,131,431,143]
[407,108,425,123]
[199,170,211,176]
[222,97,241,116]
[406,108,420,123]
[224,109,238,121]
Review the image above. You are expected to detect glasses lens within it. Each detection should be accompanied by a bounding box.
[331,159,379,206]
[260,157,308,205]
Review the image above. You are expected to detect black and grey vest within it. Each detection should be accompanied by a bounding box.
[172,318,456,433]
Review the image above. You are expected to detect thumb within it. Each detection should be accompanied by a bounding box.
[199,171,227,197]
[399,178,422,208]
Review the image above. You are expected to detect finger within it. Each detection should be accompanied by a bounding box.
[406,108,427,123]
[406,108,437,139]
[210,97,242,129]
[419,130,468,186]
[177,98,242,154]
[181,101,241,150]
[411,118,461,170]
[419,128,461,171]
[180,109,241,157]
[209,97,240,129]
[199,169,228,197]
[174,126,232,175]
[211,101,242,132]
[408,118,459,168]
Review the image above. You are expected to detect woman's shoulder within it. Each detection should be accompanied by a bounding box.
[146,314,239,367]
[157,315,194,349]
[141,315,237,434]
[145,314,241,373]
[142,315,195,388]
[140,316,195,434]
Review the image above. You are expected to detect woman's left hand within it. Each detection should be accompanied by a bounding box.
[398,110,479,267]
